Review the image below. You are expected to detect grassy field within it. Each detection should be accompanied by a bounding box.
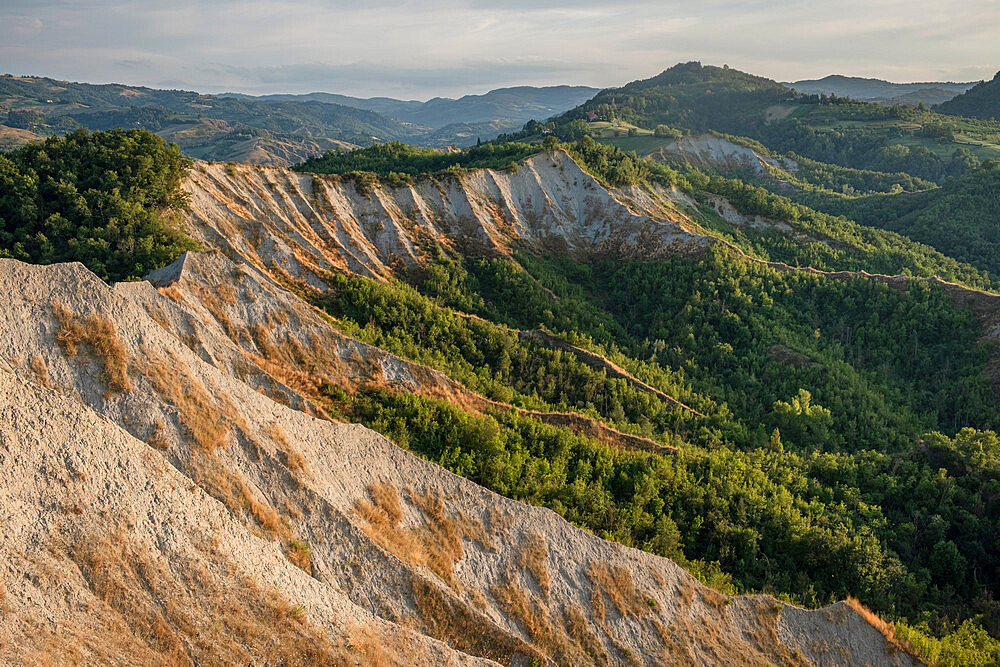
[596,135,676,155]
[789,105,1000,159]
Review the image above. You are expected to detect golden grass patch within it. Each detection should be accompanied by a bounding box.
[53,301,132,393]
[66,531,347,665]
[354,483,489,590]
[846,596,918,659]
[586,561,651,618]
[141,350,233,452]
[411,576,539,665]
[286,540,312,574]
[267,423,308,474]
[518,532,550,597]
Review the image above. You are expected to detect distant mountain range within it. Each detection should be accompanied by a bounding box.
[785,75,976,106]
[222,85,599,129]
[0,75,597,163]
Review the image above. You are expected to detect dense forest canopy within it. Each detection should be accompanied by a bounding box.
[0,128,196,281]
[818,162,1000,276]
[309,246,1000,665]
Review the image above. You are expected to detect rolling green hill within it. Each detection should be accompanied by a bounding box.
[531,62,1000,183]
[820,163,1000,276]
[225,85,599,130]
[560,61,793,135]
[0,75,598,163]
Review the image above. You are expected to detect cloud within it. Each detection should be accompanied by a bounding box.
[1,0,997,97]
[7,16,44,39]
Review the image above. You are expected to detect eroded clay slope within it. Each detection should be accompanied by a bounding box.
[182,149,709,285]
[0,256,921,666]
[0,370,483,666]
[141,250,679,453]
[648,133,798,176]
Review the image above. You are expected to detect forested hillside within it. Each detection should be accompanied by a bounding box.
[529,61,1000,183]
[937,71,1000,119]
[821,163,1000,276]
[226,85,599,130]
[0,75,596,160]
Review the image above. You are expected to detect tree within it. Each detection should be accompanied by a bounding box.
[930,540,967,587]
[654,124,683,139]
[771,389,833,448]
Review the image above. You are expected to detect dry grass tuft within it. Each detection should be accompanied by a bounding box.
[564,604,608,665]
[142,350,232,452]
[356,482,427,568]
[586,561,651,618]
[286,540,312,574]
[30,355,51,388]
[354,483,489,589]
[146,419,170,450]
[188,450,289,539]
[518,532,550,597]
[678,580,695,605]
[216,284,238,305]
[411,576,539,664]
[845,596,918,658]
[267,423,307,474]
[491,581,573,660]
[591,583,607,625]
[158,285,187,305]
[699,585,730,612]
[345,623,398,667]
[52,301,132,392]
[191,284,238,338]
[408,488,492,587]
[252,322,281,359]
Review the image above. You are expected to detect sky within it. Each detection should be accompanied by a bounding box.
[2,0,998,100]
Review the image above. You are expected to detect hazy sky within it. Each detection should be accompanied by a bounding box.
[3,0,998,99]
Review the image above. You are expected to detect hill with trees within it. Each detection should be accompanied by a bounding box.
[820,162,1000,275]
[527,62,1000,184]
[937,71,1000,119]
[0,75,596,162]
[224,85,599,131]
